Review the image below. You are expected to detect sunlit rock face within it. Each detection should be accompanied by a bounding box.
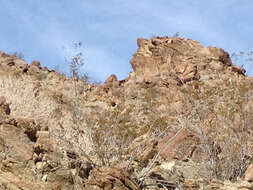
[0,37,252,189]
[131,37,230,75]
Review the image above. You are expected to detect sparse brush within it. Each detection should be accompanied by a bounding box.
[178,79,253,181]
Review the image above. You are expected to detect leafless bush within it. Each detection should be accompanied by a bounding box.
[178,78,253,181]
[84,104,139,166]
[63,41,89,96]
[231,50,253,75]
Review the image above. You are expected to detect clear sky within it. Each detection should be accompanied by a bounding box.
[0,1,252,81]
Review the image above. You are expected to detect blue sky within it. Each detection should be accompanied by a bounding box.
[0,1,253,81]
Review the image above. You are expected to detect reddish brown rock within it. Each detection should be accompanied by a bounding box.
[0,36,253,189]
[129,36,241,88]
[127,133,158,167]
[104,74,119,89]
[85,167,140,190]
[0,96,10,115]
[182,179,200,189]
[31,60,41,68]
[158,128,199,160]
[105,74,118,84]
[0,123,34,163]
[231,64,246,75]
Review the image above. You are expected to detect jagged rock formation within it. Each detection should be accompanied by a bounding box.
[0,37,253,189]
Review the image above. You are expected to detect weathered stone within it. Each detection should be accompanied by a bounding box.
[157,128,199,160]
[0,36,252,189]
[105,74,118,84]
[0,123,34,162]
[0,96,10,115]
[31,60,41,68]
[85,167,140,190]
[245,163,253,182]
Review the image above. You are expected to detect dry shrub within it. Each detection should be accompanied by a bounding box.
[86,103,142,166]
[179,79,253,181]
[68,90,170,168]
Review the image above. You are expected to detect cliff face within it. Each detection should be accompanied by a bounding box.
[0,37,253,189]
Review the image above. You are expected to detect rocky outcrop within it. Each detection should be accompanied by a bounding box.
[129,37,239,84]
[0,36,253,189]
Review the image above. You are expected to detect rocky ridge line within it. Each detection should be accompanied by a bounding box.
[0,37,252,189]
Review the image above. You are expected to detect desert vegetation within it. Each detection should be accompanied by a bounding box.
[0,36,253,189]
[54,37,253,189]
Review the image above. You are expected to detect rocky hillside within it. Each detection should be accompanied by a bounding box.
[0,36,253,190]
